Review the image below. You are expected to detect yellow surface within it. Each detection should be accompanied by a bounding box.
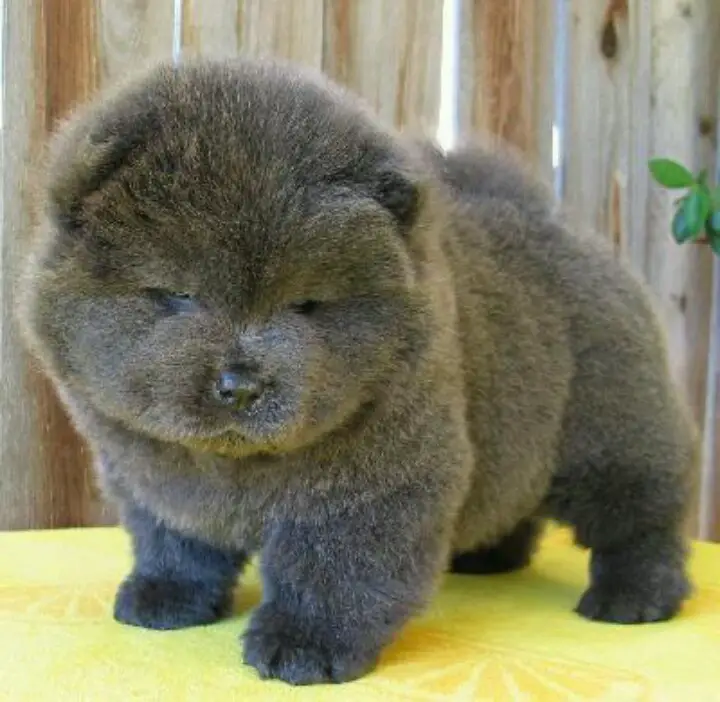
[0,527,719,701]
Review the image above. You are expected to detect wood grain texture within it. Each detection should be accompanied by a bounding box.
[643,0,717,466]
[457,0,556,183]
[699,254,720,540]
[563,0,719,536]
[563,0,637,252]
[698,79,720,541]
[1,0,100,529]
[1,0,46,529]
[97,0,177,77]
[17,0,101,529]
[1,0,176,529]
[713,354,720,540]
[685,0,720,542]
[237,0,324,68]
[181,0,241,56]
[323,0,443,133]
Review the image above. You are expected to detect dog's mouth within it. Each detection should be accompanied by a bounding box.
[177,415,297,458]
[127,382,308,456]
[179,432,259,458]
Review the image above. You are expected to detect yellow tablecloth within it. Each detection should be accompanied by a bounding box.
[0,526,719,701]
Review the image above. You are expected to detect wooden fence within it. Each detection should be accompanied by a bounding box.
[1,0,718,538]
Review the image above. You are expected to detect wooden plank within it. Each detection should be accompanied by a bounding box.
[456,0,557,184]
[693,0,720,543]
[711,264,720,540]
[563,0,638,253]
[96,0,177,76]
[564,0,717,260]
[323,0,443,133]
[698,73,720,541]
[181,0,242,57]
[0,0,176,530]
[38,0,100,131]
[239,0,324,68]
[643,0,718,506]
[181,1,324,67]
[1,0,47,530]
[8,0,102,530]
[1,0,96,529]
[562,0,719,536]
[699,255,720,540]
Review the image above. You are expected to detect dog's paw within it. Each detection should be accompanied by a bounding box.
[242,604,378,685]
[114,574,232,630]
[575,569,690,624]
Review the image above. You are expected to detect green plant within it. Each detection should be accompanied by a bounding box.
[648,158,720,255]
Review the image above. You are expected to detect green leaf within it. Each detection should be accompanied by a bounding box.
[649,158,696,188]
[711,185,720,212]
[672,205,693,243]
[709,229,720,256]
[708,209,720,235]
[679,190,706,240]
[698,180,713,199]
[671,191,707,243]
[696,186,712,233]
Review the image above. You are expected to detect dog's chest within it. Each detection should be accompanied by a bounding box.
[98,449,290,552]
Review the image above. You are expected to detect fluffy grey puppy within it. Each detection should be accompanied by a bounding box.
[15,56,699,686]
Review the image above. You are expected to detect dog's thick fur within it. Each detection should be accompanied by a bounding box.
[16,57,699,686]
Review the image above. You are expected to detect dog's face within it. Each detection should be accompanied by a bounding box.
[22,59,429,455]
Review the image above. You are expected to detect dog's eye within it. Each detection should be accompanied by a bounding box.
[290,300,321,315]
[145,288,197,314]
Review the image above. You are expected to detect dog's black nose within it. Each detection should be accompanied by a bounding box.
[212,366,263,409]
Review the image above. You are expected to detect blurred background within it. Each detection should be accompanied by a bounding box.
[0,0,718,539]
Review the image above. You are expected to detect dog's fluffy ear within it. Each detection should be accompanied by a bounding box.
[370,166,420,230]
[44,99,160,233]
[328,153,422,233]
[35,93,162,279]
